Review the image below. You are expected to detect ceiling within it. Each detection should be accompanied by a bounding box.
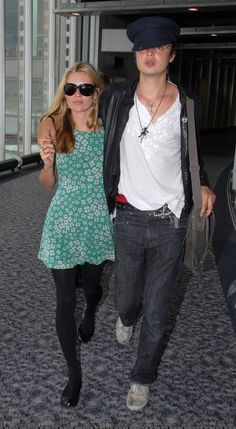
[56,1,236,48]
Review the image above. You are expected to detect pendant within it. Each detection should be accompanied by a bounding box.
[139,127,149,141]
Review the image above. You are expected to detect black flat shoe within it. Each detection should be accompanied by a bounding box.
[60,379,81,408]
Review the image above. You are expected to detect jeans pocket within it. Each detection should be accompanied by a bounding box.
[169,212,188,229]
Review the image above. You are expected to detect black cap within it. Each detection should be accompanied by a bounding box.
[127,16,180,52]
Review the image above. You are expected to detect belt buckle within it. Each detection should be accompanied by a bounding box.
[153,204,168,218]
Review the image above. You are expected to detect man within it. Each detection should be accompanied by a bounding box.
[38,16,215,411]
[99,16,215,411]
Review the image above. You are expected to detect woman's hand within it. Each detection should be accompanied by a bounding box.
[39,138,56,170]
[38,138,57,190]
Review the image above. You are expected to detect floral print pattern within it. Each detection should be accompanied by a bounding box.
[38,129,115,268]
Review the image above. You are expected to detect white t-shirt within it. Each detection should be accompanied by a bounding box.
[118,93,185,218]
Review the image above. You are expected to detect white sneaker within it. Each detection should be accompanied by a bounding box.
[116,316,133,345]
[126,383,149,411]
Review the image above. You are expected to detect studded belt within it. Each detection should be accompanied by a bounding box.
[116,202,172,218]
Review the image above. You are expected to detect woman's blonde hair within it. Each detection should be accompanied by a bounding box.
[41,62,104,153]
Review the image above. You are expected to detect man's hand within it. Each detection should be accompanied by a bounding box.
[37,116,57,143]
[200,186,216,217]
[37,117,57,190]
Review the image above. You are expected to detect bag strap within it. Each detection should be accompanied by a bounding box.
[186,97,202,210]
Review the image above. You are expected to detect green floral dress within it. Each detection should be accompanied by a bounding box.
[38,128,115,269]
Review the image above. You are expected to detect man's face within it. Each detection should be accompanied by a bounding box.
[135,44,175,76]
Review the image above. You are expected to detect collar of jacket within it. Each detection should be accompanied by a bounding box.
[120,79,139,106]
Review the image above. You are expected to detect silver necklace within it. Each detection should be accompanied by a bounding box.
[135,83,167,143]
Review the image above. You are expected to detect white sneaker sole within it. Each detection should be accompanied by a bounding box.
[126,384,149,411]
[126,397,149,411]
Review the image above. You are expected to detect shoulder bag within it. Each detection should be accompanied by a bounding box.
[183,97,215,272]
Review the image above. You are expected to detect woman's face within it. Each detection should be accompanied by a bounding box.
[64,70,97,114]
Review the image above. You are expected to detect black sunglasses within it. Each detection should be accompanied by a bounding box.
[64,83,96,97]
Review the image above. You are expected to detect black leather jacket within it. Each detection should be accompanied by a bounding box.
[100,79,209,215]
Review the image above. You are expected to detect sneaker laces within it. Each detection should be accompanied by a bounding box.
[123,325,132,332]
[131,384,147,396]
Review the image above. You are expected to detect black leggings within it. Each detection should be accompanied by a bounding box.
[51,262,104,378]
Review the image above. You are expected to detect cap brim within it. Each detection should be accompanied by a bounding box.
[132,38,172,52]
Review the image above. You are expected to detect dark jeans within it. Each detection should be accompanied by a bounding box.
[114,203,187,385]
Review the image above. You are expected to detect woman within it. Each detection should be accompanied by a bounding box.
[38,62,114,407]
